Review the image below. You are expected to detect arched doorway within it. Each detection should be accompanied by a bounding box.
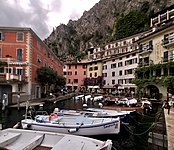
[146,85,159,99]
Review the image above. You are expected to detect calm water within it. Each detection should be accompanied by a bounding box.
[0,98,155,150]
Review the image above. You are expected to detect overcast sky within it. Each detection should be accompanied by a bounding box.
[0,0,100,39]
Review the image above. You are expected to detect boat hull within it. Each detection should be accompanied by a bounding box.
[21,117,120,136]
[0,128,112,150]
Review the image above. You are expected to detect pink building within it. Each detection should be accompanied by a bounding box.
[64,63,87,91]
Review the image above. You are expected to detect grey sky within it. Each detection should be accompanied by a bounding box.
[0,0,99,40]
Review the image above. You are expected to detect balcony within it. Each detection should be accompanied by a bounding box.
[139,44,153,55]
[138,62,149,67]
[0,73,28,83]
[162,34,174,48]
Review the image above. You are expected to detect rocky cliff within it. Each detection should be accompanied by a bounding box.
[44,0,172,62]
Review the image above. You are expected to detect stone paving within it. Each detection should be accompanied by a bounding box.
[164,107,174,150]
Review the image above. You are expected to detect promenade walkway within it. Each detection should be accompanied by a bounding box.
[164,107,174,150]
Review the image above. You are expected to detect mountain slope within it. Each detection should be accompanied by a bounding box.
[44,0,172,62]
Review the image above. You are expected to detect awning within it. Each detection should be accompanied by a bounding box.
[102,85,114,88]
[88,86,99,89]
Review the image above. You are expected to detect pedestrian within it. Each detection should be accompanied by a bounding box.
[168,100,173,115]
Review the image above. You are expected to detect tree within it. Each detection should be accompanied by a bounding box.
[36,67,56,95]
[54,74,66,91]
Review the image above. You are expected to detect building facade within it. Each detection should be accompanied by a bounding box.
[0,27,63,104]
[64,63,87,91]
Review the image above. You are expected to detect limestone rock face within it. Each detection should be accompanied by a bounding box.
[44,0,172,62]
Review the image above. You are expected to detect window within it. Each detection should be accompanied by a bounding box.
[89,67,93,71]
[112,80,115,84]
[111,63,116,68]
[37,41,41,50]
[16,32,24,41]
[69,65,71,69]
[63,72,66,75]
[44,48,47,55]
[37,55,41,63]
[103,80,106,85]
[6,67,12,73]
[126,55,130,58]
[48,52,51,58]
[112,72,115,77]
[75,71,77,75]
[118,62,122,67]
[74,79,78,83]
[0,68,4,73]
[75,65,77,69]
[90,73,92,77]
[68,72,72,75]
[18,84,22,92]
[17,68,23,75]
[44,60,46,67]
[84,71,86,75]
[82,65,86,69]
[94,66,98,70]
[94,72,97,77]
[68,79,71,83]
[118,79,123,84]
[16,48,22,62]
[0,32,2,40]
[119,70,122,76]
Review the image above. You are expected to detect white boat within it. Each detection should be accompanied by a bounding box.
[84,95,92,101]
[54,107,134,118]
[21,115,120,136]
[91,95,104,101]
[115,98,137,106]
[85,107,135,116]
[0,128,112,150]
[75,94,84,100]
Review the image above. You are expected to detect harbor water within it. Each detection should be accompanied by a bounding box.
[0,98,157,150]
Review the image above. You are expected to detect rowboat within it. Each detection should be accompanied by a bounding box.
[0,128,112,150]
[21,115,120,136]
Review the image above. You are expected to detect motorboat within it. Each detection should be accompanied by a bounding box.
[53,107,135,118]
[115,97,137,106]
[90,95,104,102]
[0,128,112,150]
[75,94,84,100]
[21,115,120,136]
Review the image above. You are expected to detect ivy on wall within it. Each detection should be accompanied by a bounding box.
[133,61,174,89]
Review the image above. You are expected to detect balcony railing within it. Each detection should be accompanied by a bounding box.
[139,44,153,54]
[162,34,174,47]
[0,73,27,82]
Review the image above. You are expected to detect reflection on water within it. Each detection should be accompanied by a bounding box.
[0,98,150,150]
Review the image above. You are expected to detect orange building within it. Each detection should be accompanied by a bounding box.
[0,27,63,104]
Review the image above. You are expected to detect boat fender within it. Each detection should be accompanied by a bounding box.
[13,122,21,129]
[68,128,78,133]
[49,113,57,121]
[23,124,31,129]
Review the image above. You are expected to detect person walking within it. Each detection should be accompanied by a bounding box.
[168,100,173,115]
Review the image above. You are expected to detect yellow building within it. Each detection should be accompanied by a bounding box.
[86,60,103,92]
[137,23,174,100]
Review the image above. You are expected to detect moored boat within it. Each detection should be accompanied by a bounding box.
[54,107,135,118]
[0,128,112,150]
[21,115,120,136]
